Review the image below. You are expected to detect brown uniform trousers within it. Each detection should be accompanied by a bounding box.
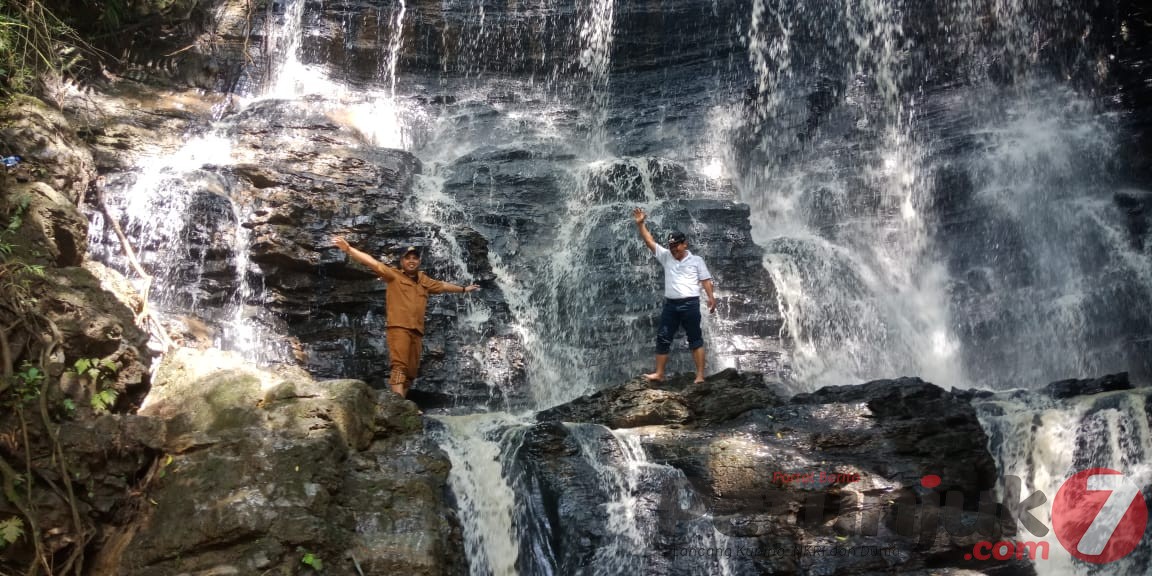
[386,327,423,387]
[370,262,462,389]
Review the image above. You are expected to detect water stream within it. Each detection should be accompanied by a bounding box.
[83,0,1151,574]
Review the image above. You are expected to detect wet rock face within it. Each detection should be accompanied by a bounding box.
[524,372,1036,576]
[81,88,786,408]
[104,348,465,576]
[85,98,530,408]
[288,0,746,83]
[538,368,785,428]
[435,140,786,394]
[223,102,522,407]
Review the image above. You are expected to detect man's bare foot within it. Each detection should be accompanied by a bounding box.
[693,378,706,384]
[642,373,665,383]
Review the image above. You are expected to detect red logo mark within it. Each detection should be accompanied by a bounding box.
[1052,468,1148,563]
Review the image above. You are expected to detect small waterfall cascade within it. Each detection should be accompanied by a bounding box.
[740,0,960,391]
[735,0,1152,391]
[261,0,308,98]
[973,387,1152,574]
[429,414,527,576]
[561,425,735,576]
[435,419,737,576]
[577,0,616,156]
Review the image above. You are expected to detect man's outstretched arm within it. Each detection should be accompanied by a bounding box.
[332,235,399,282]
[423,277,481,295]
[632,207,659,253]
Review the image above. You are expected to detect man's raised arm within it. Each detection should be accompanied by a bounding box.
[633,207,659,253]
[332,235,399,282]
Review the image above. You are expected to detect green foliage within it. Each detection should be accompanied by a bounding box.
[0,0,105,95]
[72,356,119,378]
[67,357,121,412]
[4,360,43,403]
[0,194,43,302]
[2,193,29,237]
[0,193,29,260]
[299,549,323,571]
[0,517,23,546]
[90,388,116,412]
[0,0,69,93]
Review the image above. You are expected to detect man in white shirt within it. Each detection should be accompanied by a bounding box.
[632,207,717,384]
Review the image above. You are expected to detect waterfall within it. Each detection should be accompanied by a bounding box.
[736,0,1151,390]
[429,414,526,576]
[262,0,309,98]
[563,424,736,576]
[951,85,1152,388]
[385,0,407,98]
[84,135,238,343]
[577,0,616,155]
[82,0,1152,574]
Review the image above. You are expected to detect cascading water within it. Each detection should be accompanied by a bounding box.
[429,414,525,576]
[739,0,963,391]
[83,0,1152,573]
[734,1,1152,574]
[577,0,616,155]
[562,425,734,576]
[949,84,1152,388]
[736,0,1151,391]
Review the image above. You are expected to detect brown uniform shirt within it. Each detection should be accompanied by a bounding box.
[370,262,462,334]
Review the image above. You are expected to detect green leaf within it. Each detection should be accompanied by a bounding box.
[62,398,75,412]
[0,517,24,544]
[300,551,323,570]
[75,358,91,374]
[91,389,118,412]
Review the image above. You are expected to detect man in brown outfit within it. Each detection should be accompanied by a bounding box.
[332,236,480,398]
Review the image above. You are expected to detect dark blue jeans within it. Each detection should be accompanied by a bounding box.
[656,297,703,354]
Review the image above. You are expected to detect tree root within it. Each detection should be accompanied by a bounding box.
[91,181,175,353]
[0,321,13,395]
[37,321,86,576]
[4,411,50,576]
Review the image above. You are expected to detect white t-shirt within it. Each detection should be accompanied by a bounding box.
[653,246,712,299]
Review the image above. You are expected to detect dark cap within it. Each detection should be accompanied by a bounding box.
[397,245,423,258]
[667,231,687,246]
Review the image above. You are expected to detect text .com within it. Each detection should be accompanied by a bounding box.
[966,540,1050,561]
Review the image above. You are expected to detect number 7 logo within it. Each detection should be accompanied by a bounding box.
[1053,468,1149,563]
